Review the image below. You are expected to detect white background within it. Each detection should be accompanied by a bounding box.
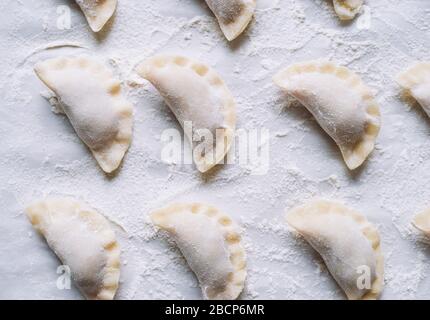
[1,0,430,300]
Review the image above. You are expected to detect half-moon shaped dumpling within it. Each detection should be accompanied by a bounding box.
[204,0,256,41]
[137,55,236,173]
[34,56,133,173]
[286,200,384,300]
[151,203,246,300]
[397,62,430,117]
[26,198,121,300]
[412,209,430,236]
[75,0,117,32]
[333,0,364,20]
[273,61,381,170]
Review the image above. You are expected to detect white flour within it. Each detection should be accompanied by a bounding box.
[1,0,430,299]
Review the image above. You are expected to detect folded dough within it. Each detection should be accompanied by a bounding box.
[333,0,364,20]
[286,200,384,300]
[412,209,430,235]
[75,0,117,32]
[397,62,430,117]
[274,60,380,170]
[205,0,256,41]
[34,56,133,173]
[26,198,121,300]
[151,203,246,300]
[137,54,236,173]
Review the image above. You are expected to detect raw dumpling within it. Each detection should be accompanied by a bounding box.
[75,0,117,32]
[151,203,246,300]
[397,62,430,117]
[34,56,133,173]
[205,0,256,41]
[26,198,120,300]
[286,200,384,300]
[137,55,236,173]
[412,209,430,236]
[273,61,380,170]
[333,0,364,20]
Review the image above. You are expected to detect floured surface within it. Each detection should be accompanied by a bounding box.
[1,0,430,300]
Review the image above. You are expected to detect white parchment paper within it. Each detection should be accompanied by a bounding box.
[1,0,430,299]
